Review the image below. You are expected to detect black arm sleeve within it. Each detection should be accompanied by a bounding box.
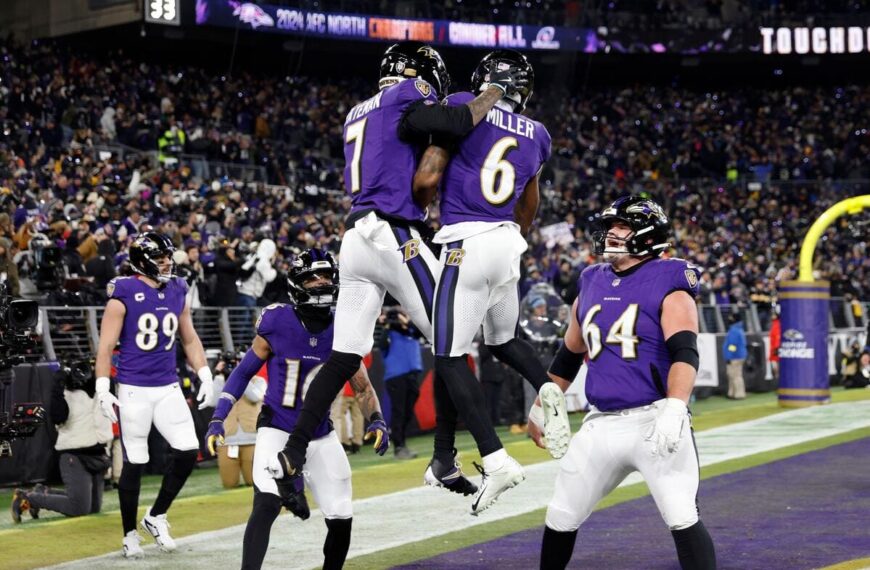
[398,100,474,143]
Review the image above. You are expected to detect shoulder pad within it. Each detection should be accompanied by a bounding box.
[663,258,701,297]
[388,78,439,106]
[107,276,133,301]
[444,91,474,106]
[255,303,289,337]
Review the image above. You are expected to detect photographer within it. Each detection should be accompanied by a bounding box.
[236,238,277,308]
[378,308,423,460]
[12,360,112,522]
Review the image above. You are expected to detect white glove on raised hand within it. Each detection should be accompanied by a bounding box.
[95,376,121,423]
[196,366,215,410]
[644,398,688,457]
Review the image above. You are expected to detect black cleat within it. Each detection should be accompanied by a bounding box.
[423,449,478,496]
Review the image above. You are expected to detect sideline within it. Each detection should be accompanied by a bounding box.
[44,400,870,570]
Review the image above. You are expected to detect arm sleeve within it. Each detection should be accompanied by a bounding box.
[214,349,266,421]
[399,100,474,142]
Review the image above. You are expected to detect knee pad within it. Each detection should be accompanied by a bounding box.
[668,514,700,531]
[321,497,353,520]
[545,503,584,533]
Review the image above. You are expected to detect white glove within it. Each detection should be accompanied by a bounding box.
[528,401,545,430]
[95,376,121,423]
[644,398,688,457]
[265,454,285,479]
[196,366,215,410]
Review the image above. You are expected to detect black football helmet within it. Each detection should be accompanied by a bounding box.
[287,248,339,307]
[379,41,450,99]
[471,49,534,113]
[592,196,671,258]
[129,232,176,283]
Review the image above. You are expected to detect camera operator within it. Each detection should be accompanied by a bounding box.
[378,307,423,460]
[12,359,112,522]
[236,238,277,308]
[211,350,265,488]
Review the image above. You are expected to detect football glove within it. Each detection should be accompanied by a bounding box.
[205,419,225,456]
[487,67,530,97]
[267,446,304,479]
[196,366,215,410]
[95,376,121,423]
[644,398,688,457]
[276,477,310,521]
[364,412,389,456]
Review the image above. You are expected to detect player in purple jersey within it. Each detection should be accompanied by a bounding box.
[94,232,215,558]
[272,42,529,497]
[412,50,571,515]
[204,249,385,570]
[535,196,716,570]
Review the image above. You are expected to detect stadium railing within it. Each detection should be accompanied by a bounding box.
[39,300,867,359]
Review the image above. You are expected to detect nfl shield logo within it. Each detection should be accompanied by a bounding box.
[309,337,318,347]
[158,292,165,299]
[612,278,621,287]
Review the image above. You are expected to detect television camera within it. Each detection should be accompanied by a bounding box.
[0,283,43,457]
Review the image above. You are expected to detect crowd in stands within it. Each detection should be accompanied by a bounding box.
[0,39,867,321]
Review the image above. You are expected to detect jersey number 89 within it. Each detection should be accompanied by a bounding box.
[135,312,179,351]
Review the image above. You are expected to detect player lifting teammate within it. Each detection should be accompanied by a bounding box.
[94,232,215,558]
[205,249,385,570]
[269,42,529,513]
[413,49,571,514]
[536,196,717,570]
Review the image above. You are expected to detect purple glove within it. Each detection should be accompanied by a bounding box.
[205,419,225,456]
[364,412,389,456]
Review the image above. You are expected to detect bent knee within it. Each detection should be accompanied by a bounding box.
[545,503,587,533]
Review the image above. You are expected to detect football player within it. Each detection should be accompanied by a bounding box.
[412,50,571,515]
[535,196,716,570]
[270,42,529,500]
[94,232,215,558]
[205,249,383,570]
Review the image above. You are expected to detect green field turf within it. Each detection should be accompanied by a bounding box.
[1,388,868,569]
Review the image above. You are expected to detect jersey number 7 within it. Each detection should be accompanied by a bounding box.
[345,118,368,194]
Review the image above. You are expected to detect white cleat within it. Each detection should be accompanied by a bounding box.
[122,530,145,559]
[540,383,571,459]
[141,508,177,552]
[469,456,525,516]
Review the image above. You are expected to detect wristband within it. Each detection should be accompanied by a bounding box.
[96,376,111,394]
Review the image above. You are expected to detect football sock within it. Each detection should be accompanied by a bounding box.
[435,355,503,457]
[432,372,458,459]
[481,448,508,472]
[151,449,197,516]
[671,520,717,570]
[488,338,550,392]
[241,491,282,570]
[117,462,144,535]
[539,525,578,570]
[323,517,353,570]
[286,351,361,458]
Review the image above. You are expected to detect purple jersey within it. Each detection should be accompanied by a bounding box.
[342,79,438,222]
[256,303,333,437]
[576,258,701,411]
[439,92,551,226]
[108,276,187,387]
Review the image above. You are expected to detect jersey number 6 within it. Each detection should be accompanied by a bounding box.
[481,136,518,205]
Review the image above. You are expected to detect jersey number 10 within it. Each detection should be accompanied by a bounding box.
[282,361,325,408]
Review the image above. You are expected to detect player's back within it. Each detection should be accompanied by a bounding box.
[109,275,187,387]
[342,79,439,222]
[256,303,334,437]
[439,92,551,226]
[577,258,701,411]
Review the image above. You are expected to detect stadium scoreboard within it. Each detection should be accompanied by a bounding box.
[145,0,181,26]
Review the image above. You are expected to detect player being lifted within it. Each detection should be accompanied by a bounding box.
[535,196,717,570]
[269,42,529,511]
[412,49,572,514]
[205,249,384,570]
[94,232,215,558]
